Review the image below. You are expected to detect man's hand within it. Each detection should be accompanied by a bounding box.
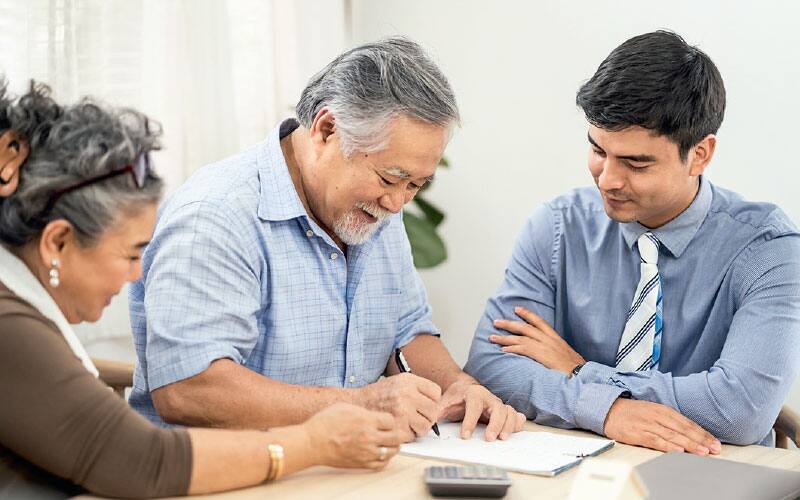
[357,373,441,442]
[490,306,585,375]
[0,130,29,198]
[438,378,526,441]
[604,398,721,455]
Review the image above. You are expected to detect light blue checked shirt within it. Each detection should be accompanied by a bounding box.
[465,177,800,445]
[129,120,437,425]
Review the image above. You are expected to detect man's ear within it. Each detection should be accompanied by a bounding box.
[37,219,75,267]
[309,108,337,148]
[688,134,716,176]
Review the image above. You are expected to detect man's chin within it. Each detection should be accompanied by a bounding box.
[603,204,639,223]
[335,221,380,246]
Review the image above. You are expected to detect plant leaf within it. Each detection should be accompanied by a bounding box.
[403,212,447,269]
[420,156,449,193]
[413,195,445,227]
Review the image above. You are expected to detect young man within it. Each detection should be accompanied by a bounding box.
[129,37,525,443]
[466,31,800,453]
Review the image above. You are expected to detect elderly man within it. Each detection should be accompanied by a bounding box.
[466,31,800,453]
[129,37,524,442]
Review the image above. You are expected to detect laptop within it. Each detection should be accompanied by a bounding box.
[636,452,800,500]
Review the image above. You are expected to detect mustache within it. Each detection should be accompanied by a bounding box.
[355,201,393,221]
[602,189,633,200]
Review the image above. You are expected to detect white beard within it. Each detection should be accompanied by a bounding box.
[333,201,393,245]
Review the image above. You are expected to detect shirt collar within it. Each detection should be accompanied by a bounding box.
[256,119,308,222]
[255,118,397,247]
[620,175,713,258]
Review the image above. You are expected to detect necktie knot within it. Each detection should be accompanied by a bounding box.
[638,232,659,264]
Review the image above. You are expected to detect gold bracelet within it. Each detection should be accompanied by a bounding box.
[265,447,275,482]
[266,444,284,481]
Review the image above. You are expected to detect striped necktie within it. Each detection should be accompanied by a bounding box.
[616,232,663,371]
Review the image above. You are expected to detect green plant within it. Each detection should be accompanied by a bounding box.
[403,157,449,268]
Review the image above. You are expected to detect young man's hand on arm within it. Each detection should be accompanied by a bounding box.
[491,306,586,376]
[491,306,721,455]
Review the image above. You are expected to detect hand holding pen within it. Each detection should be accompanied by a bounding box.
[395,348,440,437]
[354,351,442,442]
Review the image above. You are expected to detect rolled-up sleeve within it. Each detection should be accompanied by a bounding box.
[465,205,626,435]
[142,201,263,391]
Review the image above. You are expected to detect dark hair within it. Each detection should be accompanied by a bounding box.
[576,30,726,161]
[0,80,164,247]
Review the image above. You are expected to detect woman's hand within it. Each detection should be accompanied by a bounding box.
[0,130,29,197]
[303,402,402,470]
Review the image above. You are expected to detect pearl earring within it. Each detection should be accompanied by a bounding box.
[49,258,60,288]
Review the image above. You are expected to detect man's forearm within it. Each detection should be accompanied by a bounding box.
[465,324,630,435]
[397,334,473,391]
[577,359,787,444]
[152,359,358,428]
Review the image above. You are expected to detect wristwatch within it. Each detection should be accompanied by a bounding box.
[570,363,585,379]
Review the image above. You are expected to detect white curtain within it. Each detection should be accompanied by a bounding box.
[0,0,351,360]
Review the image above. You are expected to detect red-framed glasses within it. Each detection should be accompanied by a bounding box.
[43,153,150,213]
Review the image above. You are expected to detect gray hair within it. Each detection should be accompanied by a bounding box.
[296,36,460,157]
[0,81,164,247]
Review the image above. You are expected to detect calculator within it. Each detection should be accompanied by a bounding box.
[425,465,512,498]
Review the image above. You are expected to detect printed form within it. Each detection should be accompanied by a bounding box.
[401,423,614,476]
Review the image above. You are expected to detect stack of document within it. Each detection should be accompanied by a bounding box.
[401,423,614,476]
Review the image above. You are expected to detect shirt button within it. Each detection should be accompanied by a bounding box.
[305,229,314,238]
[348,375,356,384]
[330,253,338,260]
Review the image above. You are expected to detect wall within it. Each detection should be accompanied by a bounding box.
[350,0,800,405]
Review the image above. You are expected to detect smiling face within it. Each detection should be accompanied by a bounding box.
[304,112,448,246]
[44,203,157,323]
[587,125,715,228]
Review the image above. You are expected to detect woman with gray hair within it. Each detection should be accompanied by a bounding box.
[0,82,401,499]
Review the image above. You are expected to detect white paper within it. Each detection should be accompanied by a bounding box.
[400,423,614,476]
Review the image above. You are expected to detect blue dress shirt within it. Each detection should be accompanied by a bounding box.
[465,177,800,445]
[129,120,437,425]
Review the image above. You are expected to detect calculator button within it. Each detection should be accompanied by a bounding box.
[429,467,442,478]
[460,467,476,479]
[445,466,459,478]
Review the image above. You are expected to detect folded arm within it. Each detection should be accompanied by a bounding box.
[479,215,800,445]
[464,207,627,435]
[464,207,725,454]
[575,235,800,444]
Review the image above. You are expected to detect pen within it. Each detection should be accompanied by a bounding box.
[394,348,440,437]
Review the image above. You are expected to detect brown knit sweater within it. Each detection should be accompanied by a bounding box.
[0,281,192,498]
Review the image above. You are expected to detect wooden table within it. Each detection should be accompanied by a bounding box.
[77,422,800,499]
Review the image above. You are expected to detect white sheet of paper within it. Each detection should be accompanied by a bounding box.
[400,422,615,476]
